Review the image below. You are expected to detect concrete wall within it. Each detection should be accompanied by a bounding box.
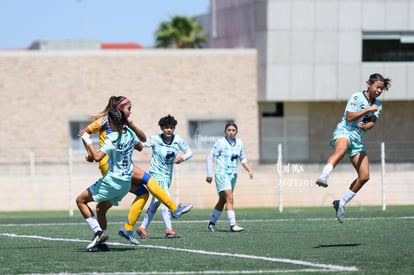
[204,0,414,163]
[0,49,259,164]
[207,0,414,101]
[266,0,414,101]
[0,49,267,211]
[0,49,412,212]
[1,161,413,212]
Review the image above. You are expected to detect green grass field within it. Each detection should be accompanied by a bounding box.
[0,206,413,274]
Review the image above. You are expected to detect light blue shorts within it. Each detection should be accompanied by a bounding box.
[330,128,365,157]
[215,173,238,194]
[89,177,131,206]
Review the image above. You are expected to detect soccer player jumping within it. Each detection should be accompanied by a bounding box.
[316,73,391,223]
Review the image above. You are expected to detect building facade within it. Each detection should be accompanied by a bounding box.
[0,50,259,164]
[1,0,414,211]
[201,0,414,163]
[0,49,263,211]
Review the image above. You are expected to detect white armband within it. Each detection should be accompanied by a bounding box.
[81,132,92,145]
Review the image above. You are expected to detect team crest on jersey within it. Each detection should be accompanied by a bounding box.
[166,151,175,159]
[231,154,238,161]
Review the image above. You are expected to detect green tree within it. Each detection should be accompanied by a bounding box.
[154,15,207,48]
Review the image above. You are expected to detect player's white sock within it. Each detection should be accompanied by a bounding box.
[161,204,172,230]
[210,209,222,224]
[141,200,160,229]
[320,163,333,179]
[85,216,101,233]
[340,189,356,207]
[226,210,236,227]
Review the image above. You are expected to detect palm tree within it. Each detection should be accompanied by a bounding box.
[154,15,207,48]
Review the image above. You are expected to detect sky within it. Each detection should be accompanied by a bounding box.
[0,0,210,49]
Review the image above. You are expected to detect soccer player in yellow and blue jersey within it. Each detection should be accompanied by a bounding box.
[79,96,192,246]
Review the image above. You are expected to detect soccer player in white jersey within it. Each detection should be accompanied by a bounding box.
[136,114,193,239]
[206,122,254,232]
[316,73,391,223]
[76,108,140,251]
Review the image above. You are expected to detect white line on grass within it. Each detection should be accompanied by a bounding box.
[19,270,351,275]
[1,233,357,273]
[0,215,412,227]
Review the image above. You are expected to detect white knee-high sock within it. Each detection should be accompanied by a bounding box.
[85,216,101,233]
[321,164,333,179]
[340,189,356,207]
[161,204,173,231]
[141,199,160,229]
[226,210,236,227]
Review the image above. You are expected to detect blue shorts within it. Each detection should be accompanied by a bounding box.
[89,177,131,206]
[214,173,238,194]
[330,128,365,157]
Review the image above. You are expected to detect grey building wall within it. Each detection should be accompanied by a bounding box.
[208,0,414,101]
[266,0,414,101]
[0,49,412,211]
[202,0,414,162]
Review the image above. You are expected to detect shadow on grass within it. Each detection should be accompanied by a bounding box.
[79,247,138,253]
[313,243,362,248]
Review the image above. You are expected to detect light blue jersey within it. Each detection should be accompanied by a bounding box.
[143,134,191,185]
[207,137,247,177]
[102,127,139,182]
[331,91,382,156]
[90,127,139,206]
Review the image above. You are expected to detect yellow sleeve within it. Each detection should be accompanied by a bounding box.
[87,117,107,134]
[86,117,110,175]
[87,117,109,147]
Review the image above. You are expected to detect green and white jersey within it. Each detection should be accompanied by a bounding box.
[101,126,139,185]
[336,91,382,141]
[143,134,191,183]
[207,137,247,177]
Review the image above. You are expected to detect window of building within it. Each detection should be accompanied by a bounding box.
[188,119,234,150]
[362,32,414,62]
[259,102,308,163]
[69,120,98,151]
[261,102,284,117]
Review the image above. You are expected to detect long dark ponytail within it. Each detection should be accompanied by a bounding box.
[108,108,130,142]
[367,73,391,91]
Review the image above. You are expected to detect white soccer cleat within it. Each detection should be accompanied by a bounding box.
[316,177,328,188]
[86,231,108,250]
[333,200,345,223]
[230,224,244,232]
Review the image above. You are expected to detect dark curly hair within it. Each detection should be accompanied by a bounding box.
[158,114,177,128]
